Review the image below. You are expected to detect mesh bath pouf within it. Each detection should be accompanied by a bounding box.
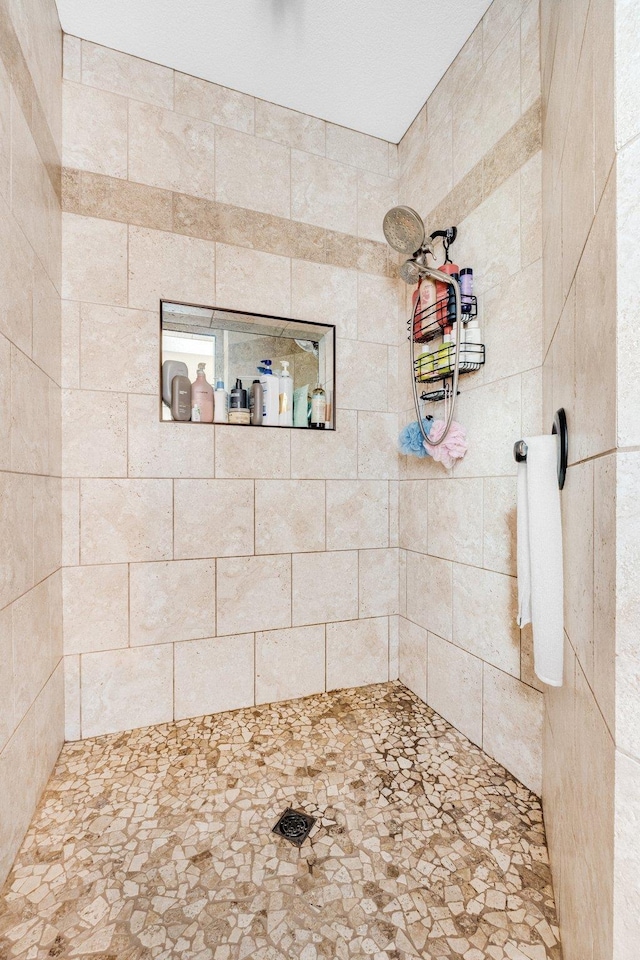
[423,419,468,469]
[399,419,433,458]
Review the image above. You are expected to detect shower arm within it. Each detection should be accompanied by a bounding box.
[409,265,462,448]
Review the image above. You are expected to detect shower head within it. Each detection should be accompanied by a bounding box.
[383,206,425,255]
[399,259,423,285]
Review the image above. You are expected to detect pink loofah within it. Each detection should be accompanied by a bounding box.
[423,419,468,469]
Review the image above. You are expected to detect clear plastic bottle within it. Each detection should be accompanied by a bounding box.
[310,383,326,429]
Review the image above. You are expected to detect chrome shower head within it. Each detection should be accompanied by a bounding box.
[399,258,422,284]
[383,205,425,255]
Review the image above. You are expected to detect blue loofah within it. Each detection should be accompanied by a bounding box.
[399,419,432,458]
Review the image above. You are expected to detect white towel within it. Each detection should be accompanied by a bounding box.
[517,435,564,686]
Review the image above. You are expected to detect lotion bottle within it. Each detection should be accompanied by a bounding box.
[279,360,293,427]
[191,363,214,423]
[214,380,228,423]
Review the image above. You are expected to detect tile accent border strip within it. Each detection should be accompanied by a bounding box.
[426,98,541,230]
[0,0,61,196]
[62,168,396,279]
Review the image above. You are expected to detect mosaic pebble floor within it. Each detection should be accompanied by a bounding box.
[0,681,562,960]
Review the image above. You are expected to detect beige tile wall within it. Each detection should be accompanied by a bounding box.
[0,0,63,886]
[397,0,545,796]
[542,0,640,955]
[60,37,401,741]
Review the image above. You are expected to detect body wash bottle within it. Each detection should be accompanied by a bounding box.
[191,363,214,423]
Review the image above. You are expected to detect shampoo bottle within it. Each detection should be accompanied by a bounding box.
[260,361,280,426]
[250,380,263,425]
[229,379,250,424]
[191,363,214,423]
[171,375,191,421]
[279,360,293,427]
[435,261,459,326]
[213,380,228,423]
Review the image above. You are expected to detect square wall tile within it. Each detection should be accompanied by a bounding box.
[357,273,399,346]
[128,395,215,478]
[256,480,325,554]
[130,559,215,646]
[357,172,398,245]
[63,81,127,178]
[174,634,254,720]
[452,564,520,677]
[82,41,174,108]
[10,347,50,475]
[254,100,325,154]
[290,410,358,480]
[292,550,358,626]
[175,72,253,132]
[0,473,33,609]
[216,243,291,317]
[79,304,158,395]
[427,478,483,566]
[291,260,357,339]
[357,412,399,481]
[63,564,129,655]
[291,150,358,234]
[256,625,325,704]
[326,617,388,691]
[128,226,215,311]
[336,339,389,412]
[398,616,428,702]
[80,479,173,564]
[359,548,399,618]
[215,127,290,218]
[405,552,452,641]
[63,389,127,478]
[128,101,216,200]
[483,664,543,795]
[81,644,174,737]
[0,607,13,752]
[62,214,127,305]
[326,480,389,550]
[174,479,254,559]
[216,425,290,479]
[325,124,389,176]
[483,477,517,576]
[63,654,80,741]
[217,554,291,636]
[427,634,483,747]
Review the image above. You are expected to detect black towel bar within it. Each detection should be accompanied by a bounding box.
[514,408,568,490]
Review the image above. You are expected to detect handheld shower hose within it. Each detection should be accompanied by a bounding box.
[382,205,462,447]
[408,265,462,447]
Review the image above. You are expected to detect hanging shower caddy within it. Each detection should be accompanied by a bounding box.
[409,228,485,404]
[383,206,485,447]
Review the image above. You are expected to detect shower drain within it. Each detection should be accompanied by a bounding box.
[272,808,316,846]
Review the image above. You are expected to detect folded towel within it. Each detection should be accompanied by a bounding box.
[517,435,564,686]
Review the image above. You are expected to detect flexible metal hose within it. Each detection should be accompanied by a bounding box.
[409,267,462,447]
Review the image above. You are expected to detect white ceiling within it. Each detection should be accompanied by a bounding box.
[55,0,492,143]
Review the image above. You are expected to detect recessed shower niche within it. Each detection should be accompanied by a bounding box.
[160,300,336,429]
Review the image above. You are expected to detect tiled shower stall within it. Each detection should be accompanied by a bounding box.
[0,0,639,956]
